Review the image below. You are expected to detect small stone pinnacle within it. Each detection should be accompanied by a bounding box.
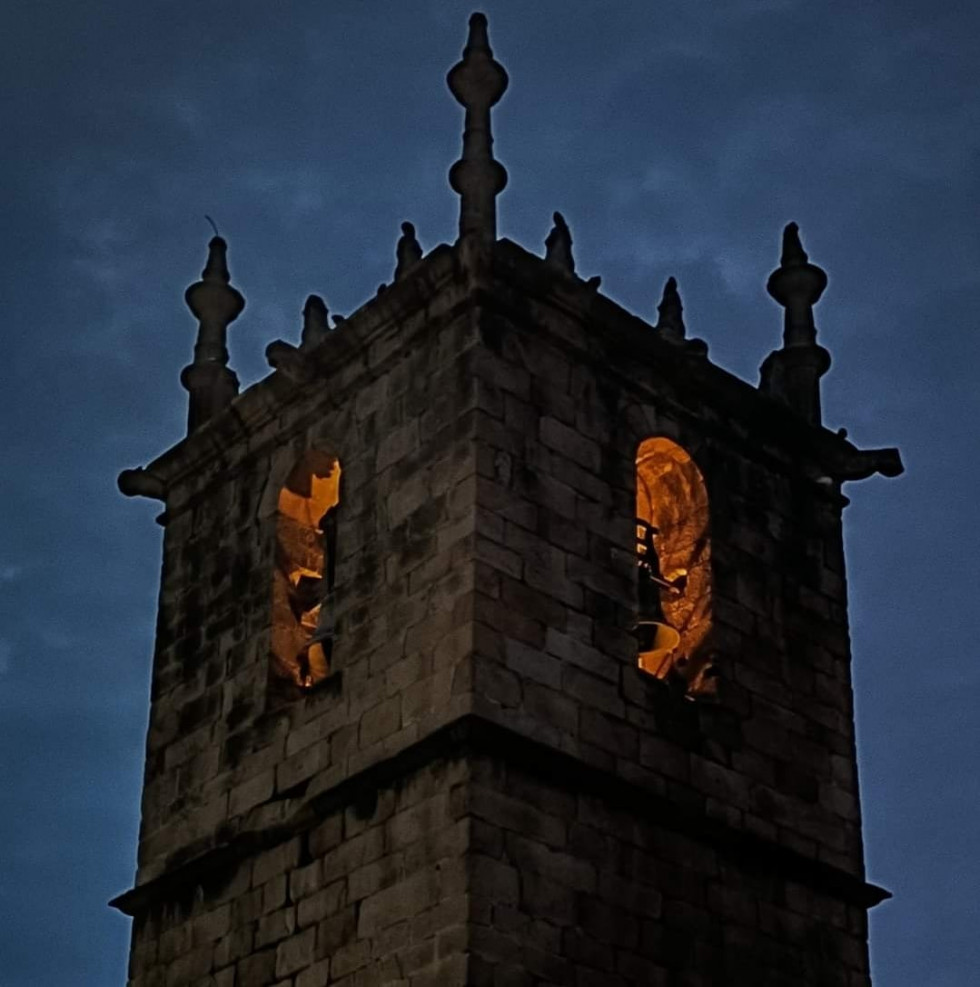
[394,222,423,281]
[656,276,686,343]
[301,294,330,350]
[201,236,231,284]
[780,222,809,267]
[545,212,575,276]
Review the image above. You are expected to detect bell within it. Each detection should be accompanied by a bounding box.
[294,504,339,691]
[635,516,683,676]
[296,628,332,689]
[636,620,681,676]
[296,598,334,690]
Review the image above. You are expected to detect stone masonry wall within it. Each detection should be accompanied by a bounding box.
[463,751,871,987]
[125,732,871,987]
[127,755,472,987]
[132,251,481,892]
[121,242,878,984]
[468,245,866,883]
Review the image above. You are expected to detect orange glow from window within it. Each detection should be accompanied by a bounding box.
[636,437,713,695]
[270,452,341,692]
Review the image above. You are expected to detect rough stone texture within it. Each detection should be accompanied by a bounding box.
[132,248,477,889]
[126,754,471,987]
[469,240,867,879]
[463,751,871,987]
[116,237,890,985]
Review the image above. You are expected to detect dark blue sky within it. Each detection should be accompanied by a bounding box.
[1,1,977,983]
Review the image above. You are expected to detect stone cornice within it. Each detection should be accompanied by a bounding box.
[109,714,890,917]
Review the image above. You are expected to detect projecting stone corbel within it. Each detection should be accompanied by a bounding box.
[117,468,167,500]
[832,445,904,482]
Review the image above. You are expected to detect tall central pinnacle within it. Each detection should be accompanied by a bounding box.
[447,12,509,247]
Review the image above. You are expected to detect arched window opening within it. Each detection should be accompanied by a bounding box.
[271,451,341,693]
[635,437,714,696]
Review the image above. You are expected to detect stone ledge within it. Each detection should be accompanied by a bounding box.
[110,713,890,916]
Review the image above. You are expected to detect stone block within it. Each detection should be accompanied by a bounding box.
[229,770,274,819]
[580,707,637,759]
[328,937,371,979]
[236,950,276,987]
[294,958,331,987]
[522,681,578,735]
[562,664,624,719]
[297,879,346,929]
[359,696,402,749]
[503,639,561,690]
[255,906,297,949]
[357,869,441,938]
[289,859,323,902]
[275,927,316,979]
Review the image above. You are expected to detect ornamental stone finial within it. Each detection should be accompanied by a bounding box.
[447,13,509,247]
[656,276,686,343]
[544,212,575,276]
[267,293,331,380]
[199,233,231,284]
[760,222,831,425]
[394,222,423,281]
[780,221,810,268]
[767,222,827,348]
[180,234,244,433]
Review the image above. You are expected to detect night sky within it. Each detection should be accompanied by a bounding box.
[2,2,977,984]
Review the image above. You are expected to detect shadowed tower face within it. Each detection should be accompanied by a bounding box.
[114,12,902,986]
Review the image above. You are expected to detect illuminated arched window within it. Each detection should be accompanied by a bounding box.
[635,437,713,694]
[271,451,341,692]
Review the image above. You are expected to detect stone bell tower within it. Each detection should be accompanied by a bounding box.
[113,13,902,986]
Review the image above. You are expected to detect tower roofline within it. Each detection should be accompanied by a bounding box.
[122,12,901,506]
[110,713,891,918]
[120,236,901,514]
